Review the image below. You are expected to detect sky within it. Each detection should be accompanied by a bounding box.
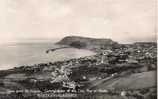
[0,0,156,43]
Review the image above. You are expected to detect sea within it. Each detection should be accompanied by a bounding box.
[0,39,96,70]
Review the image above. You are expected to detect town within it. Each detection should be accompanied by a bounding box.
[0,40,156,99]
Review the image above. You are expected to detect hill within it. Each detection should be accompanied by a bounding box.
[91,71,156,90]
[56,36,119,50]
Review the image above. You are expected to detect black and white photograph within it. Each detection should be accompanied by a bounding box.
[0,0,157,99]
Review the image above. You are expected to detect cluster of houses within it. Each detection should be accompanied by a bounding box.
[10,42,156,91]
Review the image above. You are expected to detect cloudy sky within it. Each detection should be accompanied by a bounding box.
[0,0,156,43]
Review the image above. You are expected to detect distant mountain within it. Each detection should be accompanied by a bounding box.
[56,36,119,50]
[133,42,157,46]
